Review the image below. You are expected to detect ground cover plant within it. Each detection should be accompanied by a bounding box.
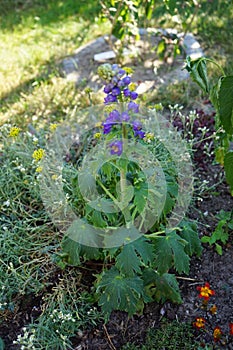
[0,0,233,349]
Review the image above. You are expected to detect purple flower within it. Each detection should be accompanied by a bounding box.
[103,122,113,134]
[104,83,114,94]
[123,88,131,97]
[112,76,119,84]
[112,64,119,71]
[112,86,121,96]
[121,111,130,122]
[134,130,145,138]
[108,109,120,121]
[109,140,123,156]
[104,94,117,104]
[128,101,139,113]
[117,80,125,88]
[118,69,125,77]
[132,120,142,131]
[123,76,131,85]
[130,91,138,100]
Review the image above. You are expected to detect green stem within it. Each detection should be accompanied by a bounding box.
[96,177,119,207]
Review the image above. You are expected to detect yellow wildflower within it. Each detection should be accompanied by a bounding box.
[49,123,58,132]
[9,127,20,137]
[32,148,45,162]
[123,67,134,74]
[36,166,43,173]
[94,132,101,139]
[129,82,137,91]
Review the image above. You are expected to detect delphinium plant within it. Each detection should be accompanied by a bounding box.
[41,63,203,318]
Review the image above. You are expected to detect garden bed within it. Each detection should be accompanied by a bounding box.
[1,29,233,350]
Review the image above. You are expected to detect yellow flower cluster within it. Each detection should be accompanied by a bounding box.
[94,132,101,139]
[32,148,45,162]
[9,127,20,137]
[129,82,137,91]
[36,166,43,173]
[49,123,58,132]
[123,67,134,74]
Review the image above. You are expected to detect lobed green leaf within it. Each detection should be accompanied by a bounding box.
[96,267,144,316]
[178,220,202,257]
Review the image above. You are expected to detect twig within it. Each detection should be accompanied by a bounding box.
[103,324,116,350]
[176,277,197,281]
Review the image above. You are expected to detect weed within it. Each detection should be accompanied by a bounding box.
[201,210,233,255]
[13,270,104,349]
[122,320,199,350]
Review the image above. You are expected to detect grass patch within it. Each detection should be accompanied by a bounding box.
[122,320,199,350]
[12,271,104,349]
[0,0,108,125]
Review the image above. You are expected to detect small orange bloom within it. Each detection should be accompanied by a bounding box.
[193,317,205,329]
[209,304,217,315]
[213,326,222,342]
[197,282,215,300]
[229,323,233,335]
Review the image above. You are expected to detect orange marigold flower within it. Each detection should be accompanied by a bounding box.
[193,317,205,329]
[197,282,215,300]
[229,323,233,335]
[209,304,217,315]
[213,326,222,342]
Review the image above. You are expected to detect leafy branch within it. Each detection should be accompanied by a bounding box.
[185,56,233,194]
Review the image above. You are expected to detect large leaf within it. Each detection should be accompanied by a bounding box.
[61,237,81,266]
[78,172,96,198]
[115,244,141,276]
[115,237,154,276]
[142,269,182,304]
[154,231,190,274]
[153,235,173,274]
[178,220,203,257]
[133,237,155,265]
[185,56,210,93]
[218,76,233,134]
[154,273,182,303]
[224,151,233,195]
[62,237,102,266]
[134,181,148,213]
[96,267,144,316]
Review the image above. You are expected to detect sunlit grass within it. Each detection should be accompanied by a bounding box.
[0,18,107,99]
[0,0,109,127]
